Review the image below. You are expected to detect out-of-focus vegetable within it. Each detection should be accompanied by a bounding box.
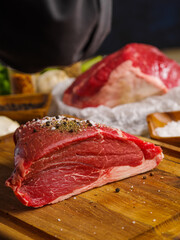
[37,70,68,93]
[61,62,81,78]
[0,64,11,95]
[81,56,103,73]
[40,67,59,74]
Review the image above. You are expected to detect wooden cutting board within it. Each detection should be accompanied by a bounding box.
[0,134,180,240]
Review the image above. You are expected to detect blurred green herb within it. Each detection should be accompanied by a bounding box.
[40,66,60,74]
[0,64,10,95]
[81,55,103,73]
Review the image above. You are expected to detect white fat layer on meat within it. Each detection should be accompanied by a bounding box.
[83,60,168,108]
[50,153,162,205]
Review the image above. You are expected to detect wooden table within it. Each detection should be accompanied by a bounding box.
[0,134,180,240]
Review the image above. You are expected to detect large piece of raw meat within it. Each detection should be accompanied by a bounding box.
[63,43,180,108]
[6,116,163,208]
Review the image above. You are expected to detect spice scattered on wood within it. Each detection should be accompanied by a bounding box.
[115,188,120,192]
[149,172,154,176]
[142,176,147,179]
[132,221,136,224]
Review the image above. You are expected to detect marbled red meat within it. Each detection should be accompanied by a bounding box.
[6,115,163,208]
[63,43,180,108]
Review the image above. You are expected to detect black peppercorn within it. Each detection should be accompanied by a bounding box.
[46,121,50,126]
[33,129,37,133]
[86,120,92,127]
[115,188,120,193]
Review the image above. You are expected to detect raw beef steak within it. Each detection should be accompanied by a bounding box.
[63,43,180,108]
[6,115,163,208]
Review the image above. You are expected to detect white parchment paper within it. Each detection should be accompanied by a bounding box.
[49,78,180,136]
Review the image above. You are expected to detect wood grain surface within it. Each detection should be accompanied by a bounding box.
[0,134,180,240]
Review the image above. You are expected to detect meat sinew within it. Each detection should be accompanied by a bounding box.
[63,43,180,108]
[6,116,163,208]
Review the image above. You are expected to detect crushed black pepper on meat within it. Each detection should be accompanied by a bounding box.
[86,120,92,126]
[42,117,96,133]
[46,121,51,126]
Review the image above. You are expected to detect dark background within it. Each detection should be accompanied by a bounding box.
[96,0,180,55]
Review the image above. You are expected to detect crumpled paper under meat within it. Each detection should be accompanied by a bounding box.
[49,78,180,136]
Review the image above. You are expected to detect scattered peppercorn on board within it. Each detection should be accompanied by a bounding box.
[0,134,180,240]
